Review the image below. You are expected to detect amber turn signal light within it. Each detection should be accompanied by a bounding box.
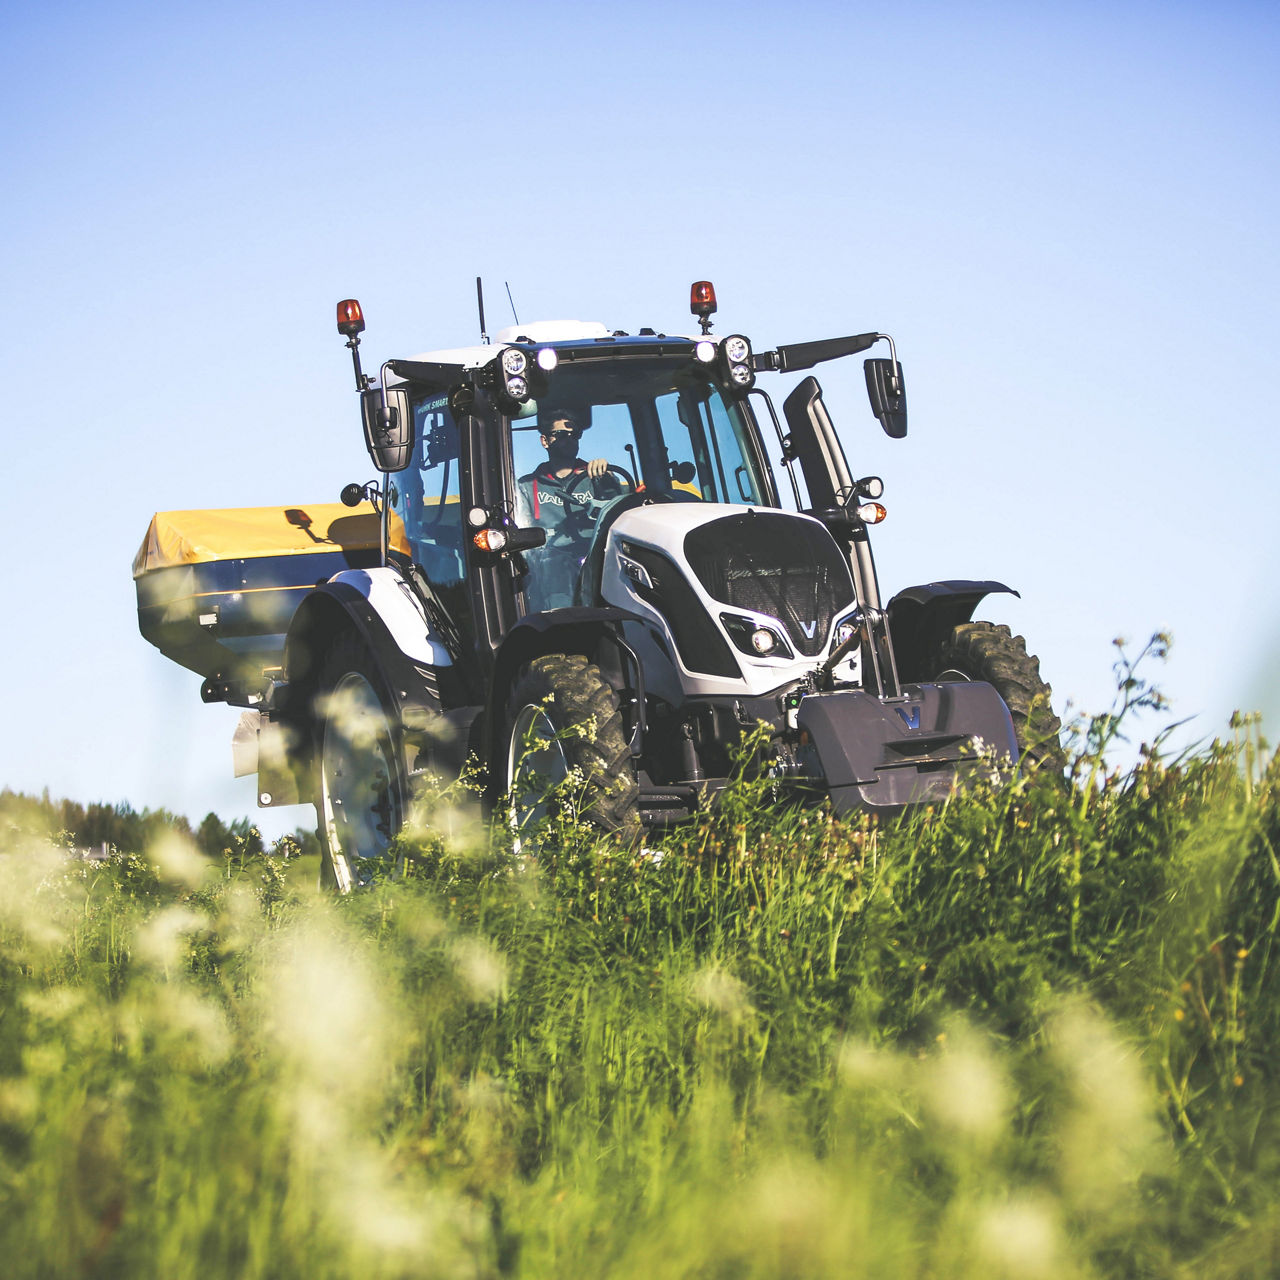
[473,528,508,553]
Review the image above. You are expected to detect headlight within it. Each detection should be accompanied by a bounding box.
[719,334,754,392]
[750,628,776,654]
[694,340,716,363]
[506,375,528,400]
[502,348,528,376]
[536,347,558,371]
[720,613,793,659]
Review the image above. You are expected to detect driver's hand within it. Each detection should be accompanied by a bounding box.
[586,457,608,478]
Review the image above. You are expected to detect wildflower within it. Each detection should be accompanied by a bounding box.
[688,965,753,1020]
[450,937,507,1002]
[975,1196,1060,1278]
[924,1028,1007,1140]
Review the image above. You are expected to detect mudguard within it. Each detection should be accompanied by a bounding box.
[283,573,448,710]
[232,707,302,808]
[483,606,646,765]
[887,580,1019,682]
[322,567,454,668]
[273,568,461,788]
[797,680,1017,813]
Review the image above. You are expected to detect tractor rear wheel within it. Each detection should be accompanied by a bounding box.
[500,654,641,843]
[933,621,1065,772]
[313,637,409,891]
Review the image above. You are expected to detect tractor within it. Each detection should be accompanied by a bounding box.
[135,281,1060,889]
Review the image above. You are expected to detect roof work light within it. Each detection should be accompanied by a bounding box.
[720,334,755,392]
[497,346,532,405]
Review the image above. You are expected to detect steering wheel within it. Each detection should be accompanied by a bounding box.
[563,465,635,515]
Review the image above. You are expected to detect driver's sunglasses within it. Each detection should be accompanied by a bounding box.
[548,426,582,440]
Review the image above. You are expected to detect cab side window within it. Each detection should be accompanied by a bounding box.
[400,395,465,588]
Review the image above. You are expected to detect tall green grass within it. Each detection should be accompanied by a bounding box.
[2,648,1278,1277]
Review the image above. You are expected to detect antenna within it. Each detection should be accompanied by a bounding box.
[505,281,520,325]
[476,276,489,344]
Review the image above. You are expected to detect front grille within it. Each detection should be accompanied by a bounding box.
[684,513,854,658]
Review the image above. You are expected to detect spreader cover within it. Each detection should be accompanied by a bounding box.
[132,503,404,575]
[134,503,406,692]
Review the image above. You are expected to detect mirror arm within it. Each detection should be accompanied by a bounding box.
[755,332,881,375]
[877,333,901,391]
[754,332,900,378]
[387,358,466,388]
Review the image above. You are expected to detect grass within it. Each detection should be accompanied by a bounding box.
[1,645,1279,1277]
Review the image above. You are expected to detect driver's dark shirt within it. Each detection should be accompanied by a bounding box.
[517,460,629,610]
[517,460,627,542]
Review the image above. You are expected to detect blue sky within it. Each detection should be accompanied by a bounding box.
[2,1,1277,835]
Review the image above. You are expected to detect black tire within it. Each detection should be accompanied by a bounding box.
[312,636,409,891]
[933,621,1065,772]
[500,654,641,843]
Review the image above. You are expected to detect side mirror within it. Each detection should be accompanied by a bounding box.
[360,386,414,472]
[864,358,907,438]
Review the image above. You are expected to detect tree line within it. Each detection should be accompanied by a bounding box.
[0,787,319,859]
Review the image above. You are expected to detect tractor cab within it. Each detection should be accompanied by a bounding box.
[503,340,777,613]
[372,314,788,675]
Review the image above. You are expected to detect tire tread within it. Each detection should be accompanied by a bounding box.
[505,654,641,839]
[936,621,1065,771]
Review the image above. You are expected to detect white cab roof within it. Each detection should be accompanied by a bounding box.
[404,320,610,369]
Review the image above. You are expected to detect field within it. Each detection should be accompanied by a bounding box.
[1,645,1278,1278]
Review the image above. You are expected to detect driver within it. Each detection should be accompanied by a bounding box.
[517,411,630,541]
[517,410,632,609]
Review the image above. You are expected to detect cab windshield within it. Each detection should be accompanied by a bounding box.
[511,356,772,611]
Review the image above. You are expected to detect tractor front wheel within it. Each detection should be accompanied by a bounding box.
[932,621,1065,772]
[500,654,641,843]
